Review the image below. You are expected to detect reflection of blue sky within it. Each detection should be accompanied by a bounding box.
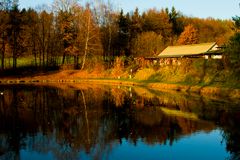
[19,133,81,160]
[20,150,54,160]
[105,130,228,160]
[19,130,229,160]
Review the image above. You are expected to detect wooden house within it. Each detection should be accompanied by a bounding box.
[158,42,222,59]
[142,42,224,66]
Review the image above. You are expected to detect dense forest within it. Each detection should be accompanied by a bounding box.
[0,0,238,72]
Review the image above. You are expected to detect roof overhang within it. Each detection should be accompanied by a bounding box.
[144,50,224,59]
[157,42,222,58]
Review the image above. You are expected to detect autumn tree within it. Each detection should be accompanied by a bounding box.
[7,2,23,69]
[37,11,55,67]
[93,0,117,61]
[53,0,78,65]
[131,31,164,57]
[0,10,8,70]
[0,1,235,72]
[142,9,172,43]
[26,9,40,66]
[57,10,76,65]
[178,24,199,45]
[181,17,233,44]
[24,7,60,68]
[74,4,102,70]
[0,0,15,70]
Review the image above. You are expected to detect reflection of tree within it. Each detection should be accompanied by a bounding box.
[9,88,21,160]
[81,90,90,149]
[111,88,126,107]
[0,85,239,159]
[220,112,240,160]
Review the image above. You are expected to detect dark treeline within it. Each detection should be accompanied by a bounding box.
[0,0,234,71]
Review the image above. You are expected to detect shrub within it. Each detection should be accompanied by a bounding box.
[225,32,240,70]
[134,68,156,80]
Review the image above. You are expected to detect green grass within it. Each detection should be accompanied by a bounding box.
[0,56,76,69]
[1,57,34,69]
[131,58,240,89]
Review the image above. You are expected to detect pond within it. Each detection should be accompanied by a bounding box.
[0,84,239,160]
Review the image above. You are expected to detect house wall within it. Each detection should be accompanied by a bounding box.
[211,44,219,51]
[211,55,223,59]
[139,55,222,68]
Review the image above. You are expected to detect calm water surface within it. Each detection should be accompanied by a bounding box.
[0,84,239,160]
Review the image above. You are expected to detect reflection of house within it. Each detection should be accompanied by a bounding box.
[158,42,223,59]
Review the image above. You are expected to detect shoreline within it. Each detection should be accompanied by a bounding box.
[1,77,240,99]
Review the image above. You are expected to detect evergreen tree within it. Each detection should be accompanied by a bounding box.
[130,7,142,39]
[117,9,130,56]
[233,16,240,31]
[168,7,183,35]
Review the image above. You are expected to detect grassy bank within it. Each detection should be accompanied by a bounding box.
[1,75,240,99]
[134,58,240,88]
[1,58,240,98]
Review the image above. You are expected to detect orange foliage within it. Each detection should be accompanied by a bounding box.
[111,88,126,107]
[111,57,125,78]
[178,24,199,45]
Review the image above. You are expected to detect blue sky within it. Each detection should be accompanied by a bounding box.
[19,0,239,19]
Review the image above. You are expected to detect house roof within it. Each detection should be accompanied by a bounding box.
[158,42,218,58]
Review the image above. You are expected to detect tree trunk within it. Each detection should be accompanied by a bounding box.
[81,13,91,70]
[13,30,17,69]
[33,45,37,67]
[62,52,66,65]
[42,48,45,67]
[32,32,37,67]
[42,19,45,67]
[107,24,112,68]
[1,46,4,70]
[1,33,5,70]
[74,55,79,69]
[39,50,42,67]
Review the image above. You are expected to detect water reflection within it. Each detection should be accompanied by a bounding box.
[0,84,239,160]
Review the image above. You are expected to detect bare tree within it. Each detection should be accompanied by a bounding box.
[74,4,102,70]
[37,11,54,67]
[93,0,116,61]
[53,0,78,13]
